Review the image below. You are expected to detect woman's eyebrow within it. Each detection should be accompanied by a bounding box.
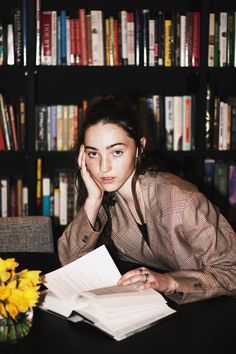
[85,143,126,150]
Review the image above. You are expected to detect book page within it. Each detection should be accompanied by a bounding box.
[44,245,121,300]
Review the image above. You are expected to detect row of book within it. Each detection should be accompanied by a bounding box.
[205,88,236,150]
[36,158,76,225]
[0,176,28,217]
[0,0,27,66]
[208,12,236,67]
[0,94,26,151]
[35,103,86,151]
[35,95,195,153]
[204,159,236,224]
[37,4,200,67]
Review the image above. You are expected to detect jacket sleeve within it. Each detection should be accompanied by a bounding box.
[57,205,108,266]
[165,191,236,304]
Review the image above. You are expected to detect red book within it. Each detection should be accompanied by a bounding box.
[0,121,5,150]
[74,18,81,65]
[70,18,76,65]
[113,18,119,66]
[8,103,19,151]
[192,12,200,67]
[79,9,88,65]
[41,11,52,65]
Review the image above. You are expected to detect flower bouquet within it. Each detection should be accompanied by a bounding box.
[0,258,42,344]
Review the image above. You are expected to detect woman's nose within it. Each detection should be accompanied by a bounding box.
[100,157,111,173]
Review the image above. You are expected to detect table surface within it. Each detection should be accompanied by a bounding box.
[1,252,236,354]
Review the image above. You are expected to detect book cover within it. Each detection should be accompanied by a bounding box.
[219,12,227,67]
[173,96,183,151]
[120,10,128,65]
[42,176,51,216]
[164,18,172,67]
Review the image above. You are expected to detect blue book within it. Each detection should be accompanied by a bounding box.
[57,15,61,65]
[42,177,51,216]
[60,10,67,65]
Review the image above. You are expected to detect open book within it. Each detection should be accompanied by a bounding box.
[40,245,176,341]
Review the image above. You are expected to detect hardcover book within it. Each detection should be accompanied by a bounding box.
[40,245,176,341]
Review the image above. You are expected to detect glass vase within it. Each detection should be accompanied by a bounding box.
[0,308,33,344]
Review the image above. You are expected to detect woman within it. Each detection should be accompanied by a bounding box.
[58,93,236,304]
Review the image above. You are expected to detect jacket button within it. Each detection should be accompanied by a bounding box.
[82,235,89,243]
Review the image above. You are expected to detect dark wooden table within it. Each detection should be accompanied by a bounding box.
[1,252,236,354]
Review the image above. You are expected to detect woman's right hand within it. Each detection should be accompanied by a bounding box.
[78,145,104,207]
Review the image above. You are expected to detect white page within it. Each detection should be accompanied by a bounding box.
[44,245,121,300]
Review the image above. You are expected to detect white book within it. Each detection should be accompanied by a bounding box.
[1,179,8,217]
[219,12,227,67]
[91,10,101,66]
[120,11,128,65]
[36,0,41,65]
[51,10,57,66]
[173,96,183,151]
[66,17,71,65]
[59,172,68,225]
[127,12,135,65]
[40,245,176,341]
[22,186,28,216]
[165,96,174,150]
[208,13,215,67]
[7,24,15,65]
[149,19,155,66]
[180,15,186,67]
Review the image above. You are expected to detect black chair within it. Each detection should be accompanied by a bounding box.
[0,216,54,252]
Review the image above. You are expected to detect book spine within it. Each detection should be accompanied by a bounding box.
[192,12,200,67]
[1,178,8,217]
[182,95,192,151]
[19,97,26,150]
[36,0,41,65]
[79,9,88,66]
[180,15,186,67]
[59,172,68,225]
[22,185,28,216]
[60,10,67,65]
[36,158,42,214]
[214,12,220,66]
[120,11,128,65]
[66,17,71,65]
[42,176,51,216]
[13,6,22,65]
[219,12,227,67]
[226,12,234,66]
[41,11,52,65]
[142,9,150,67]
[9,104,19,151]
[164,19,171,67]
[208,13,215,66]
[173,96,183,151]
[86,13,93,65]
[164,96,173,150]
[205,86,213,150]
[22,0,27,66]
[7,24,15,65]
[51,10,57,66]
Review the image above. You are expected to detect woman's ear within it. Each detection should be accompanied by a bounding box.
[140,137,146,151]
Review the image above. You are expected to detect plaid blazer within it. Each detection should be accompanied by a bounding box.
[58,172,236,304]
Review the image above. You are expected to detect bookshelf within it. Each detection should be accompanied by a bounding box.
[0,0,236,237]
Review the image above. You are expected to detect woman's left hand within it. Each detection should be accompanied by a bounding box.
[117,267,178,293]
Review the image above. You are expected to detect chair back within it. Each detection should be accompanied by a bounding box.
[0,216,54,252]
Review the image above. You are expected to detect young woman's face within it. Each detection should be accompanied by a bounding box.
[84,122,138,192]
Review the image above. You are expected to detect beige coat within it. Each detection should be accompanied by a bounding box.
[58,172,236,304]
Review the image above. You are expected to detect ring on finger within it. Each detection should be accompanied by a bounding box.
[143,273,149,283]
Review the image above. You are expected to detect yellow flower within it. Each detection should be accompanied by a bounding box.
[5,303,19,319]
[0,270,11,283]
[0,258,18,272]
[23,288,40,307]
[19,270,42,286]
[0,258,42,319]
[0,302,7,317]
[0,285,10,301]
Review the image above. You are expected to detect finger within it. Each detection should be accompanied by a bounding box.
[118,268,144,284]
[78,145,84,168]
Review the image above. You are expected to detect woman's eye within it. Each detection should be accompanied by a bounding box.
[113,150,123,156]
[87,151,98,158]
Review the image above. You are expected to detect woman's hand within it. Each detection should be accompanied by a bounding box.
[117,267,179,293]
[78,145,104,202]
[78,145,104,226]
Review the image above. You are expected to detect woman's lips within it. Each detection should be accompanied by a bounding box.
[101,177,115,184]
